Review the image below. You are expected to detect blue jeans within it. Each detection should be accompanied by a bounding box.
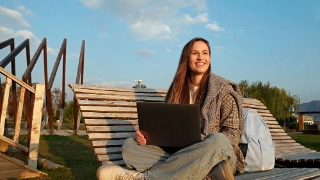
[122,132,236,180]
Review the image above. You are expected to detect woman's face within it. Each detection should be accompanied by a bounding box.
[188,41,211,76]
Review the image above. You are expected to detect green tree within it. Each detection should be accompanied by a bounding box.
[239,80,299,122]
[51,88,67,116]
[133,84,147,88]
[64,100,74,122]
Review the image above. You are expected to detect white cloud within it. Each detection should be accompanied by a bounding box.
[17,6,35,17]
[166,49,173,53]
[205,22,225,32]
[15,30,36,40]
[0,5,30,28]
[0,26,58,56]
[0,26,15,41]
[67,52,79,60]
[80,0,210,40]
[131,21,172,40]
[100,81,134,88]
[181,13,208,24]
[134,49,155,57]
[80,0,109,11]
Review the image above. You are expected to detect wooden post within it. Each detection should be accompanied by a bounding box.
[27,84,45,169]
[13,86,26,143]
[0,78,11,135]
[298,114,304,131]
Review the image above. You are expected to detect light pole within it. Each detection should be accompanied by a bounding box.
[134,80,142,88]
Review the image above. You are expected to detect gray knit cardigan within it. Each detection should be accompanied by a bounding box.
[201,73,244,136]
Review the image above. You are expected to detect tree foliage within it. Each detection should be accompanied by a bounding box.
[238,80,300,121]
[51,88,67,115]
[133,84,147,88]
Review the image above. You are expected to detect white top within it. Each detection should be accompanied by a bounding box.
[189,86,199,104]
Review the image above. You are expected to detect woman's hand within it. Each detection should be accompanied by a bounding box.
[136,130,147,145]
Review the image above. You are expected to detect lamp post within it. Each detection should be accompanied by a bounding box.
[134,80,142,89]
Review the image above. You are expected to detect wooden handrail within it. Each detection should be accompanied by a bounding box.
[0,38,14,50]
[73,40,85,134]
[22,38,47,80]
[76,40,85,84]
[0,67,35,93]
[0,39,29,68]
[48,38,66,89]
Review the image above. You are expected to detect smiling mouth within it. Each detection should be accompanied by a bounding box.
[195,62,205,66]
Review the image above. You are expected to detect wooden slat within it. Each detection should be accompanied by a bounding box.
[285,170,320,180]
[86,126,135,132]
[0,161,21,170]
[100,159,125,165]
[235,168,290,180]
[81,106,137,113]
[0,168,41,179]
[0,136,28,152]
[271,136,293,140]
[94,147,122,155]
[88,132,135,140]
[279,152,320,160]
[92,140,126,147]
[275,142,301,147]
[70,84,167,94]
[269,129,285,133]
[273,139,296,143]
[262,116,277,121]
[78,100,137,107]
[82,112,137,119]
[243,104,268,110]
[84,119,138,126]
[13,86,26,143]
[278,168,320,180]
[72,88,165,97]
[235,168,320,180]
[0,77,11,135]
[27,84,45,169]
[76,93,165,102]
[267,124,283,129]
[97,154,123,161]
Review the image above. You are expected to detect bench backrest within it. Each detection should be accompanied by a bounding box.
[69,84,316,165]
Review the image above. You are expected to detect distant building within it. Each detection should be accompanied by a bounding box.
[293,115,314,125]
[314,118,320,125]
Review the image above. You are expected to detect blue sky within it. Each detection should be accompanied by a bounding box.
[0,0,319,103]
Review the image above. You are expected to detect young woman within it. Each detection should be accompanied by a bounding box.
[97,37,244,180]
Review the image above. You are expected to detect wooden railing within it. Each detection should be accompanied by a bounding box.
[0,67,45,169]
[73,40,85,135]
[0,38,30,131]
[21,38,67,134]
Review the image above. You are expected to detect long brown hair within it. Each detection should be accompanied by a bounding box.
[165,37,211,105]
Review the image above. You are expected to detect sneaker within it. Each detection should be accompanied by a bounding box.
[97,164,144,180]
[205,161,234,180]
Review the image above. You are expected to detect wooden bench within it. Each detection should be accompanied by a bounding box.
[69,84,320,179]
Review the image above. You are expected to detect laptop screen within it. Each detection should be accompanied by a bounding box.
[137,102,201,148]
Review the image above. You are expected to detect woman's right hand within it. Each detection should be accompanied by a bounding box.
[136,130,147,145]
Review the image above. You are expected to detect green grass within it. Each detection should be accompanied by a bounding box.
[18,135,100,180]
[288,133,320,152]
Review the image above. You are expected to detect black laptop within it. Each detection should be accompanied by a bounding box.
[137,102,201,148]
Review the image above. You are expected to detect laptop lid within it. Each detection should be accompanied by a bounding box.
[137,102,201,148]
